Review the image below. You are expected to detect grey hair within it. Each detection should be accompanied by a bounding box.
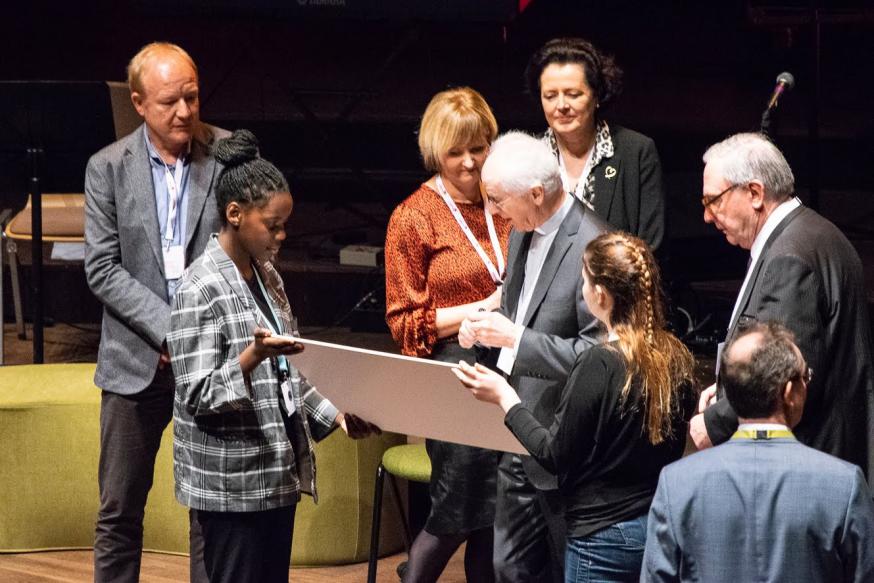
[702,132,794,201]
[481,131,563,199]
[721,321,801,418]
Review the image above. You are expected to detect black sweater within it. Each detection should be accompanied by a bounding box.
[505,342,692,537]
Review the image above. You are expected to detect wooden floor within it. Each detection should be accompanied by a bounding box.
[0,548,467,582]
[0,323,465,582]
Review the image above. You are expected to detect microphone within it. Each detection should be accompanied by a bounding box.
[766,72,795,110]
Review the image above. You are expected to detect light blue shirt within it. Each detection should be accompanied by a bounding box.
[143,127,191,300]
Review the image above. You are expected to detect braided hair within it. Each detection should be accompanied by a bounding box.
[584,232,695,444]
[212,129,289,223]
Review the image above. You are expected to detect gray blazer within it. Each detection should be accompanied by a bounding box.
[501,199,609,489]
[85,123,229,395]
[642,437,874,582]
[703,206,874,479]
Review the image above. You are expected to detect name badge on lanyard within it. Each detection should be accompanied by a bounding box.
[435,176,505,286]
[252,268,296,416]
[162,158,185,280]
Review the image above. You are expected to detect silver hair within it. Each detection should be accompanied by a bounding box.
[481,131,563,199]
[702,132,795,201]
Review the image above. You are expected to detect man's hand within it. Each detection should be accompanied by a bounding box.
[158,344,171,370]
[458,317,477,349]
[690,413,713,450]
[336,413,381,439]
[461,311,523,349]
[698,383,717,413]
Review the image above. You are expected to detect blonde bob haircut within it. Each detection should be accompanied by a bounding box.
[417,87,498,172]
[127,42,198,95]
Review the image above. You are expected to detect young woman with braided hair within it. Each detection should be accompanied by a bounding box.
[455,232,696,582]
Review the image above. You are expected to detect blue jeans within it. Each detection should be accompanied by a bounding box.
[564,514,648,583]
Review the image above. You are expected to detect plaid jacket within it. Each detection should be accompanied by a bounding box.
[168,236,339,512]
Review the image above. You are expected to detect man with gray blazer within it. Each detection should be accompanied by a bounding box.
[643,322,874,582]
[689,133,874,481]
[460,131,608,583]
[84,42,228,582]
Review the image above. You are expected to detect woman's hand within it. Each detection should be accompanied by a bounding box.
[452,360,521,413]
[240,327,304,374]
[252,327,304,360]
[336,412,382,439]
[483,287,502,311]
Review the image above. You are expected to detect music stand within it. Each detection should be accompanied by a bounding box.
[0,81,117,363]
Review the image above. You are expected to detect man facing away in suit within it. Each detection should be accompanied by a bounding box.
[643,322,874,582]
[85,42,228,582]
[689,132,874,481]
[459,131,609,582]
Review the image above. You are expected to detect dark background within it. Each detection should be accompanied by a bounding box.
[2,0,872,340]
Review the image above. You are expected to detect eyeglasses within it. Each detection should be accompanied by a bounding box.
[485,195,510,210]
[701,184,739,210]
[795,365,814,385]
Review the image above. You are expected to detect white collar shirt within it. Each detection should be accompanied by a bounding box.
[497,194,574,374]
[728,197,801,327]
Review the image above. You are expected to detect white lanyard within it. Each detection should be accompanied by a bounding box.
[252,267,282,336]
[162,157,184,243]
[435,176,505,284]
[558,148,595,206]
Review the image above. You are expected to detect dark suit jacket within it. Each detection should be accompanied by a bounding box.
[590,125,665,252]
[85,123,229,395]
[643,437,874,582]
[704,206,874,479]
[500,199,609,489]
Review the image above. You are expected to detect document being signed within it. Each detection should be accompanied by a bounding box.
[285,336,526,454]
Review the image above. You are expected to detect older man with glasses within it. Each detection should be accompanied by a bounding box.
[689,132,874,484]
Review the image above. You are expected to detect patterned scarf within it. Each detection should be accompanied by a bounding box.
[544,119,614,210]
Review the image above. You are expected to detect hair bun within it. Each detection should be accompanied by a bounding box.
[213,129,259,167]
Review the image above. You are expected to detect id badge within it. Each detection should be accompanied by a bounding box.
[163,245,185,280]
[280,379,296,416]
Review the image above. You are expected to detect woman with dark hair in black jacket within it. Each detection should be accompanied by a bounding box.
[526,37,666,252]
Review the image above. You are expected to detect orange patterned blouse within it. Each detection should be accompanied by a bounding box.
[385,184,512,357]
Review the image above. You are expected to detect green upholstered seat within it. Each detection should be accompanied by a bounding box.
[0,363,404,565]
[366,442,433,581]
[381,444,431,484]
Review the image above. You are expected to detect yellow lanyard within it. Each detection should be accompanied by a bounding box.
[731,429,795,441]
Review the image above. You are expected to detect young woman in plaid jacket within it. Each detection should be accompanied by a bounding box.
[167,129,378,583]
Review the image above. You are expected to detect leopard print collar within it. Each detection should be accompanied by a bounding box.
[544,120,614,210]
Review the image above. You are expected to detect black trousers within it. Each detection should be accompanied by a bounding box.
[196,505,297,583]
[93,368,208,583]
[493,453,566,583]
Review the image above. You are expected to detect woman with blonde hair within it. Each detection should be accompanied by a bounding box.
[455,232,696,582]
[385,87,510,582]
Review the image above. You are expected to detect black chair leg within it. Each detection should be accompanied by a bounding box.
[367,464,386,583]
[386,473,414,552]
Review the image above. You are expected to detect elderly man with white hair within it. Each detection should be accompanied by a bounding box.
[459,131,609,582]
[690,132,874,483]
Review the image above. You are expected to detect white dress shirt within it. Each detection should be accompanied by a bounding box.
[728,197,801,327]
[497,194,575,374]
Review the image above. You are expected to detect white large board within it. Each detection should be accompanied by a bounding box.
[286,336,526,455]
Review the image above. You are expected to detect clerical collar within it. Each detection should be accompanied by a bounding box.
[535,193,574,236]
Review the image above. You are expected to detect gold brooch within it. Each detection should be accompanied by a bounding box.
[605,166,617,179]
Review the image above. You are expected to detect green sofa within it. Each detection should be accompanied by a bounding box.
[0,363,404,564]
